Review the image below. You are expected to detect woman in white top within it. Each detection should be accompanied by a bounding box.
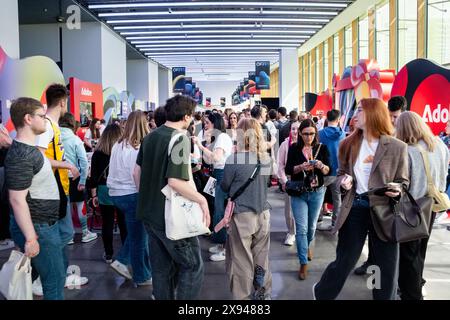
[84,118,101,151]
[194,112,233,262]
[396,111,449,300]
[107,110,152,286]
[277,121,300,246]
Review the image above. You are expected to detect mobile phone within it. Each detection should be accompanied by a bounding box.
[309,160,318,165]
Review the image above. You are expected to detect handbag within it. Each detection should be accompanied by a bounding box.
[0,250,32,300]
[214,163,261,232]
[370,186,433,243]
[162,132,211,240]
[418,146,450,213]
[285,143,322,197]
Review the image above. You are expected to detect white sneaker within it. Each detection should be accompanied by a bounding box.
[32,277,43,296]
[81,231,98,243]
[136,278,152,286]
[422,286,427,298]
[284,233,295,246]
[208,244,224,254]
[65,274,89,288]
[67,239,74,245]
[210,249,226,262]
[317,223,333,231]
[110,260,132,280]
[312,282,317,300]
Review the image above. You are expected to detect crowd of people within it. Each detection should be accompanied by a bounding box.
[0,84,449,301]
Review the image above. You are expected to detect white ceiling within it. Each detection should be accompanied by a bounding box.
[81,0,354,81]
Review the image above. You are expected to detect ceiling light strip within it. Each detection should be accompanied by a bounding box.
[132,39,304,44]
[141,46,284,51]
[114,24,322,30]
[123,30,315,37]
[126,34,311,40]
[99,10,338,17]
[89,2,348,9]
[108,17,329,24]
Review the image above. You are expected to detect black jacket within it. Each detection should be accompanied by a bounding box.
[285,143,330,188]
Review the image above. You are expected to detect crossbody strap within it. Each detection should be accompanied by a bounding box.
[417,145,433,195]
[230,163,261,201]
[313,143,322,160]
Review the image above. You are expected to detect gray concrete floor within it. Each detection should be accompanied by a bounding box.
[1,188,450,300]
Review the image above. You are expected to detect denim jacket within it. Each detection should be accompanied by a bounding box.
[60,127,88,186]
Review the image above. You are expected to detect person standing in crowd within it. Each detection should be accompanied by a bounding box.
[107,110,152,286]
[59,112,97,243]
[299,112,309,122]
[388,96,407,127]
[154,106,167,128]
[279,110,298,148]
[84,118,102,152]
[0,125,12,250]
[317,110,346,231]
[194,112,233,262]
[35,84,87,289]
[244,108,251,118]
[194,112,203,137]
[227,112,239,151]
[90,124,127,264]
[285,119,331,280]
[313,98,409,300]
[276,107,288,131]
[221,118,272,300]
[6,98,66,300]
[267,109,278,139]
[134,95,210,300]
[277,121,300,246]
[395,111,449,300]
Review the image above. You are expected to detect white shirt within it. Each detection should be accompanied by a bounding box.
[265,120,278,140]
[107,141,139,196]
[35,120,54,149]
[213,133,233,170]
[354,138,379,194]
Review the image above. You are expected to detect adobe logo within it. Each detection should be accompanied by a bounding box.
[422,104,449,124]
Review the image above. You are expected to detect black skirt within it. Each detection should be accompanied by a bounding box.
[69,177,86,203]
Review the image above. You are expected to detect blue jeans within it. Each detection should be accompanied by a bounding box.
[291,187,326,264]
[212,169,227,244]
[111,193,151,283]
[314,196,399,300]
[57,196,75,272]
[144,224,204,300]
[9,216,66,300]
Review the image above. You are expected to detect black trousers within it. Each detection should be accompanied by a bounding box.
[315,197,399,300]
[398,212,436,300]
[100,204,127,257]
[0,199,10,240]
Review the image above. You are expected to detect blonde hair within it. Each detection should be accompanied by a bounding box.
[119,110,150,149]
[396,111,436,151]
[236,118,269,162]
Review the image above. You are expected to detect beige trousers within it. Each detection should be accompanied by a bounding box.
[284,193,296,235]
[226,210,272,300]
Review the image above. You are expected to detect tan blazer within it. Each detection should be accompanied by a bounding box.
[332,135,409,234]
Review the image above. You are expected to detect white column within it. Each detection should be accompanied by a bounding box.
[127,59,150,102]
[158,67,171,105]
[279,48,299,112]
[148,60,159,107]
[0,0,20,59]
[101,25,127,92]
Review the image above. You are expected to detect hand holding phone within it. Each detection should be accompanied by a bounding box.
[341,174,353,190]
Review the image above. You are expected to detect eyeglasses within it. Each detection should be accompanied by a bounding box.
[301,132,315,136]
[32,113,47,120]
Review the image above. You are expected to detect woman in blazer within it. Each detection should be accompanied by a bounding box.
[313,98,409,300]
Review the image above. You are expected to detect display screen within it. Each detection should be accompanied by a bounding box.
[255,61,271,90]
[172,67,186,93]
[249,71,256,82]
[80,102,93,127]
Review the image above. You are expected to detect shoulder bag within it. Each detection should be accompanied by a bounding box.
[162,132,211,240]
[214,162,261,233]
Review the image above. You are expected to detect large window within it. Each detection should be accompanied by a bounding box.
[324,41,329,90]
[316,47,320,92]
[375,0,390,69]
[359,15,369,60]
[398,0,417,68]
[428,0,450,66]
[345,25,353,67]
[333,34,339,75]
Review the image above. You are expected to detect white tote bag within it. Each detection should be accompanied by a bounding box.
[0,250,32,300]
[162,132,211,240]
